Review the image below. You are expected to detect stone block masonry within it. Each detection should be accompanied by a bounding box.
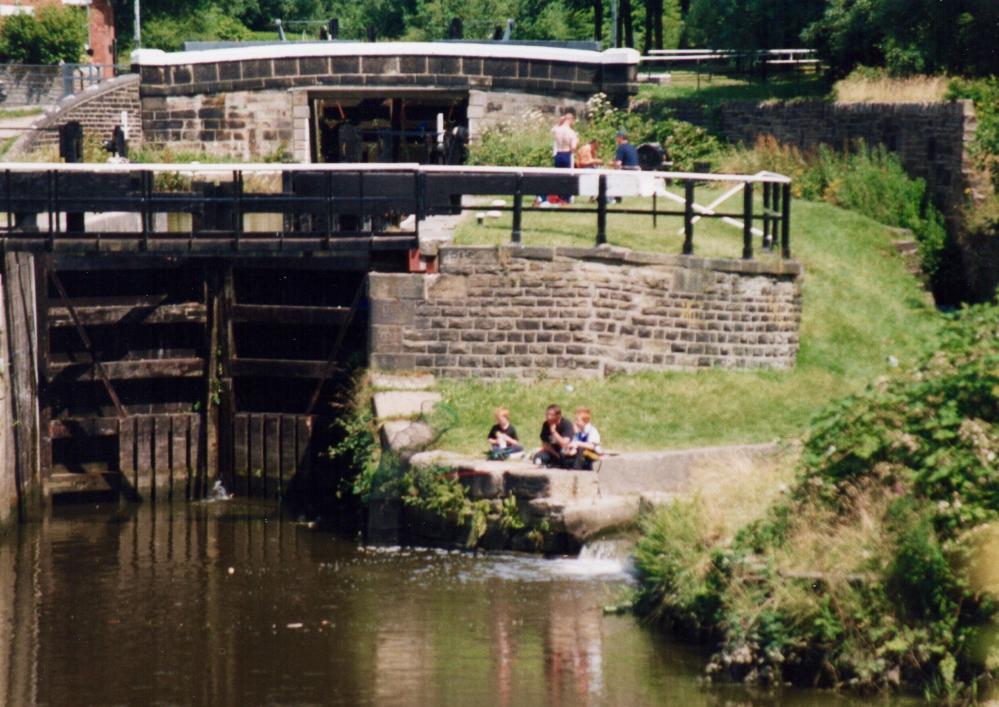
[133,44,639,158]
[369,246,803,378]
[142,89,295,160]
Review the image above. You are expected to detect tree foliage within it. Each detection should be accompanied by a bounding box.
[109,0,998,81]
[0,4,87,64]
[803,0,999,77]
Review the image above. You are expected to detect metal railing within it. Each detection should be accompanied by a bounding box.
[0,163,792,259]
[639,48,820,87]
[0,63,130,106]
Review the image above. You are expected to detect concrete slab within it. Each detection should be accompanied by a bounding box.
[597,443,779,496]
[563,495,642,542]
[372,391,442,420]
[370,372,436,391]
[504,469,599,501]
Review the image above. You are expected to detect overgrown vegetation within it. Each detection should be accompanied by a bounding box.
[717,138,951,292]
[634,299,999,698]
[947,77,999,195]
[327,375,529,548]
[832,68,950,104]
[469,92,720,171]
[142,6,252,51]
[0,4,87,64]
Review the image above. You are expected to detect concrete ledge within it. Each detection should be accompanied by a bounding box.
[563,495,642,542]
[598,443,780,496]
[372,391,441,420]
[370,373,436,391]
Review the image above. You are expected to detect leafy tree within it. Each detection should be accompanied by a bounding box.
[803,0,999,77]
[142,7,252,52]
[0,4,88,64]
[684,0,823,50]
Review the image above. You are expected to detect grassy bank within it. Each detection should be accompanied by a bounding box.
[638,71,830,105]
[434,196,939,454]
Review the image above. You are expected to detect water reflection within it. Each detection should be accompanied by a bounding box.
[0,502,883,706]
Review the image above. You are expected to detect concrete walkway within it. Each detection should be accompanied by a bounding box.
[408,442,781,545]
[0,112,44,141]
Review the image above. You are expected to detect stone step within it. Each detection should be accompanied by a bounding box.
[380,420,436,454]
[372,390,442,420]
[370,372,436,391]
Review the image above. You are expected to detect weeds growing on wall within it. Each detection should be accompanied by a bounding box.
[947,77,999,194]
[634,299,999,699]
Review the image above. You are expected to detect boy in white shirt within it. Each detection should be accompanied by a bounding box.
[567,406,602,470]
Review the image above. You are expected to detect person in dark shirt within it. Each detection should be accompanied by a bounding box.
[532,404,575,468]
[487,407,524,460]
[613,130,640,170]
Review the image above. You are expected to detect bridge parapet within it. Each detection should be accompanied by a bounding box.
[132,44,639,99]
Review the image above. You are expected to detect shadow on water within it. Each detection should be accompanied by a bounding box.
[0,501,909,706]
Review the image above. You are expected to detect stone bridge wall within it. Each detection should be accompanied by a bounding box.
[132,45,638,160]
[369,246,802,378]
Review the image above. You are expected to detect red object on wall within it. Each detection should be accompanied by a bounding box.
[0,0,116,76]
[407,249,438,274]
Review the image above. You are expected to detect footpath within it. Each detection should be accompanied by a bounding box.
[369,372,780,552]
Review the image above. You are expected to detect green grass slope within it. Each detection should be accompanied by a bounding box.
[434,199,939,453]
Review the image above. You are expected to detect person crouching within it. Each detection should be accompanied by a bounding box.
[532,404,574,468]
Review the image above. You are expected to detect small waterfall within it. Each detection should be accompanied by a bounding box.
[559,538,635,577]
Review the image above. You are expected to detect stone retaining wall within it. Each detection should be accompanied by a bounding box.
[718,100,976,213]
[369,245,803,378]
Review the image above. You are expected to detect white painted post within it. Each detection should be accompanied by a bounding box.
[133,0,141,48]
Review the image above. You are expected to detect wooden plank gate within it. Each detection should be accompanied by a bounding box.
[38,257,366,503]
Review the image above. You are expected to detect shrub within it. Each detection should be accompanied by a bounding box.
[947,77,999,194]
[469,92,720,171]
[142,7,251,52]
[467,108,554,167]
[0,4,87,64]
[635,300,999,697]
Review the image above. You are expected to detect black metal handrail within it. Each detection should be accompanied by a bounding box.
[0,164,791,259]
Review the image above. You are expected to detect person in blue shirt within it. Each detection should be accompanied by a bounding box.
[613,130,640,170]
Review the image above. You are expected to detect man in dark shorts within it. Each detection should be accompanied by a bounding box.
[532,404,575,468]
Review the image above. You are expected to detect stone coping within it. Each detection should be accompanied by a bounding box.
[436,244,804,277]
[132,43,640,68]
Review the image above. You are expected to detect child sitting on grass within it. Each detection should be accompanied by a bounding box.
[487,407,524,460]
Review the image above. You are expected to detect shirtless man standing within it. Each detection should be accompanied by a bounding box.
[551,108,578,203]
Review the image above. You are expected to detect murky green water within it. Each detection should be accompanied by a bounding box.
[0,501,901,706]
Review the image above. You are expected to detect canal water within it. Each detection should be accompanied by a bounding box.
[0,501,895,706]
